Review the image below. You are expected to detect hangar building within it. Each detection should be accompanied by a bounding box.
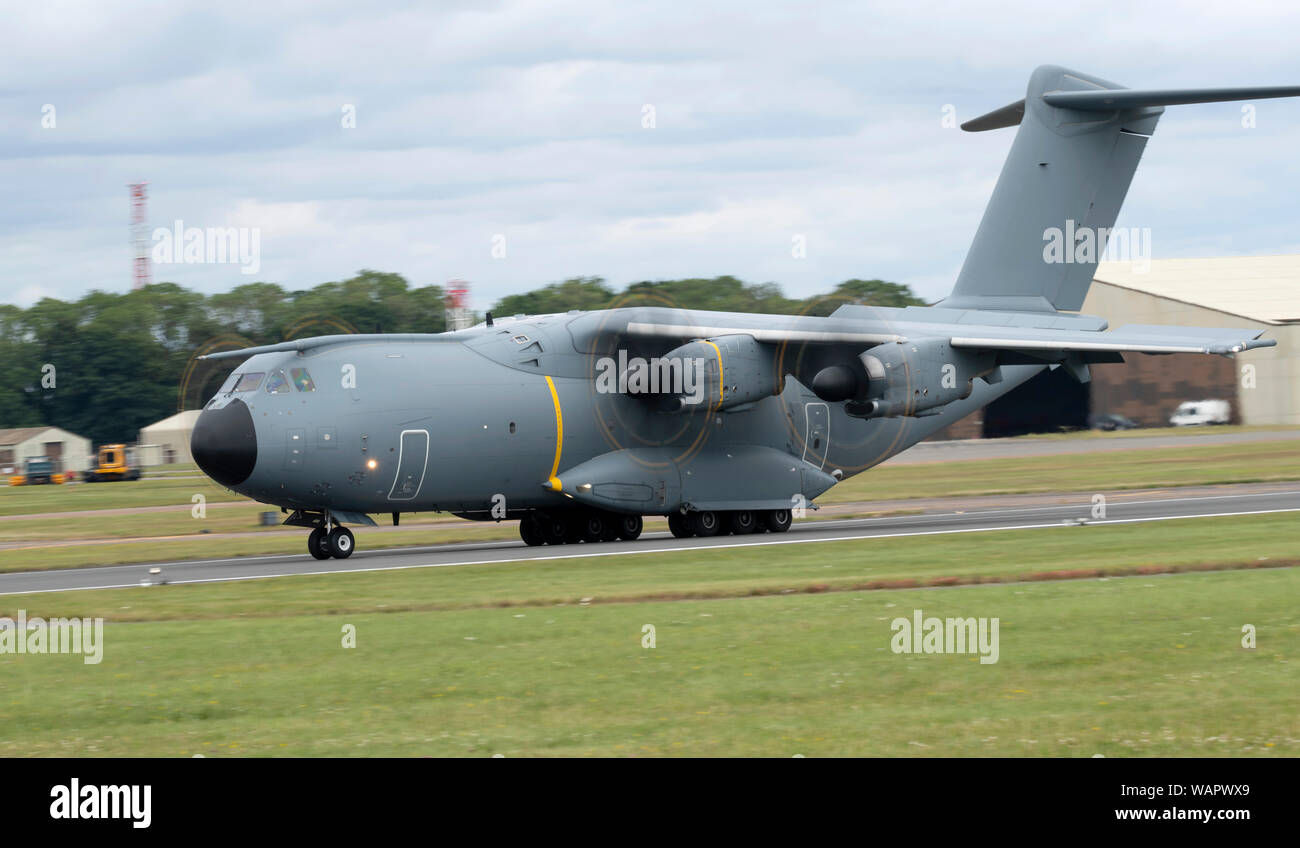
[1084,256,1298,427]
[137,410,202,466]
[936,254,1299,438]
[0,426,93,475]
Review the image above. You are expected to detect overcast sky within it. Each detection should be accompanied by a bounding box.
[4,0,1300,310]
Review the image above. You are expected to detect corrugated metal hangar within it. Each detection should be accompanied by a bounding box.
[937,254,1300,438]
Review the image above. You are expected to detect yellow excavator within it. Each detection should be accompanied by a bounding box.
[83,444,142,482]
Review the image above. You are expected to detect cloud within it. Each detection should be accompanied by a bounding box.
[3,0,1300,309]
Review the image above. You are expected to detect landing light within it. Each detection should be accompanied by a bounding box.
[366,459,378,470]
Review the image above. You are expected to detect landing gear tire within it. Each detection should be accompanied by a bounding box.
[327,526,355,559]
[308,526,332,560]
[539,513,569,545]
[616,514,643,541]
[766,508,792,533]
[667,513,694,539]
[692,510,722,537]
[519,516,545,546]
[728,510,757,535]
[578,512,607,544]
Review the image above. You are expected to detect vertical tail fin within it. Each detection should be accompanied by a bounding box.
[941,64,1300,313]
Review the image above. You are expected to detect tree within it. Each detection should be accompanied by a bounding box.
[492,277,615,317]
[800,279,928,316]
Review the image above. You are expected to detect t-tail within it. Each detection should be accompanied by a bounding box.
[941,64,1300,314]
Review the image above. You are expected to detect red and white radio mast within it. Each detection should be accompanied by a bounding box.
[445,280,472,330]
[129,182,150,290]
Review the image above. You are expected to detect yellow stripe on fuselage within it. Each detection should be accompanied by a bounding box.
[545,375,563,491]
[702,340,723,404]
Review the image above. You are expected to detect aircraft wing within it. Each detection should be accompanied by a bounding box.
[613,308,1271,357]
[625,320,903,346]
[948,324,1275,357]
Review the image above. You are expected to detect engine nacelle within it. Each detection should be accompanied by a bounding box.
[622,334,779,411]
[845,339,993,418]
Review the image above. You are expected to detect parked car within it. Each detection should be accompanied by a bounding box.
[1087,412,1140,431]
[1169,399,1230,426]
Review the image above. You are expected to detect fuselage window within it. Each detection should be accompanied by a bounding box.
[291,368,316,392]
[265,370,292,394]
[234,372,265,392]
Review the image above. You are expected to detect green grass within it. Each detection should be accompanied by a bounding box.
[1001,424,1298,441]
[2,514,1295,756]
[0,474,241,517]
[826,437,1300,502]
[1,565,1294,757]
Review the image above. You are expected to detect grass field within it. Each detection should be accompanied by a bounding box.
[0,514,1296,756]
[825,437,1300,502]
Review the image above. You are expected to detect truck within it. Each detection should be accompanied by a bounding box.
[83,444,142,482]
[1169,399,1231,427]
[8,456,66,486]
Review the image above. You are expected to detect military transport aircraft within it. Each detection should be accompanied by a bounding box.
[192,65,1296,559]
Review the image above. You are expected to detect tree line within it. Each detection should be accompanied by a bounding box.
[0,270,924,445]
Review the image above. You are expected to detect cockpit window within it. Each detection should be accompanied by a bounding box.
[217,372,240,395]
[291,368,316,392]
[234,372,265,392]
[265,370,292,394]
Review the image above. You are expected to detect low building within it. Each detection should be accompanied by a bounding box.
[138,410,202,465]
[931,254,1300,439]
[1085,256,1300,426]
[0,426,93,475]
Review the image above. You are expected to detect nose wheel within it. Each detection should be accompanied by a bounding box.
[307,525,355,559]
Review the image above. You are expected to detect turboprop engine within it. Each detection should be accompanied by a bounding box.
[617,334,781,411]
[811,338,995,418]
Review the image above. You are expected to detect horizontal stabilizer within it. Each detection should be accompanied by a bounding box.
[1043,85,1300,111]
[960,99,1025,132]
[962,83,1300,132]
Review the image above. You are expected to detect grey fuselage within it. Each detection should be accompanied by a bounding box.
[194,306,1042,520]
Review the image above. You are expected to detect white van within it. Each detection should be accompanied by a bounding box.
[1169,399,1230,426]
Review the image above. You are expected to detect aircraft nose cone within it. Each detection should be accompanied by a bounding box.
[191,399,257,488]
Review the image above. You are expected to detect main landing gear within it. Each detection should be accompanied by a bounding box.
[307,524,355,560]
[668,508,792,539]
[518,508,793,546]
[518,509,643,546]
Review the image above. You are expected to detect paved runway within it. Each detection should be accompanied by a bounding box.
[1,483,1296,595]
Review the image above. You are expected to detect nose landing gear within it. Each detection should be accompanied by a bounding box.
[304,515,355,560]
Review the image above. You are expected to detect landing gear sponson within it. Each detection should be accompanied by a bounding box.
[517,508,791,546]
